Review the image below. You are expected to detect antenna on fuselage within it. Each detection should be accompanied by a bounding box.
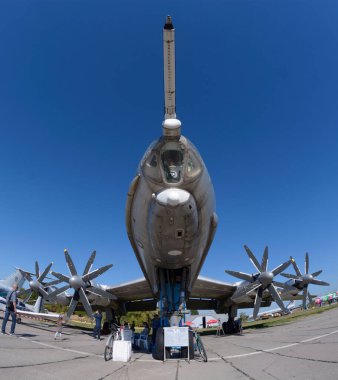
[162,15,181,138]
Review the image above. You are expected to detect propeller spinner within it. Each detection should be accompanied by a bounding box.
[225,245,293,320]
[49,249,116,320]
[280,252,329,309]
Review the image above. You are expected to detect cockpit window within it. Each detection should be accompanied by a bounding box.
[143,152,162,182]
[186,150,202,178]
[161,146,184,183]
[149,154,157,167]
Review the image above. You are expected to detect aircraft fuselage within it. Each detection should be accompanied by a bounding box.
[126,135,218,300]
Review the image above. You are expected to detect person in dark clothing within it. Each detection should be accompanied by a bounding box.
[151,315,160,345]
[93,310,103,340]
[2,284,18,335]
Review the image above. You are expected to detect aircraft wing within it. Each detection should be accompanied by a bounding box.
[105,276,236,302]
[190,276,236,298]
[105,278,154,302]
[104,275,303,313]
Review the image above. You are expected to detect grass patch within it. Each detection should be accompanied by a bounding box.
[243,303,338,330]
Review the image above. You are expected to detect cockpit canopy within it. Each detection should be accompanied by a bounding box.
[161,145,184,183]
[141,138,203,184]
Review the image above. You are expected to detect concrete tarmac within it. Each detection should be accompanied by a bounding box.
[1,306,338,380]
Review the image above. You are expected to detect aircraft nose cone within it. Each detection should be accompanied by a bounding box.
[156,188,190,207]
[69,275,83,290]
[259,271,274,287]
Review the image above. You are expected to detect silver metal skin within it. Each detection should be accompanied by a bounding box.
[126,16,218,308]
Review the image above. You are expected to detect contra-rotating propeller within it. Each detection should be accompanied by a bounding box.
[225,245,294,320]
[280,252,329,309]
[19,261,62,303]
[48,249,117,320]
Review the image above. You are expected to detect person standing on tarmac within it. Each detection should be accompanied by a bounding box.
[151,315,160,345]
[1,284,18,336]
[93,310,103,340]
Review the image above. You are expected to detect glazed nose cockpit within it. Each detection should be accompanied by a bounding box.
[142,139,203,184]
[161,144,184,183]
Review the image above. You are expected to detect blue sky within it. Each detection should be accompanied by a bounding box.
[1,1,337,302]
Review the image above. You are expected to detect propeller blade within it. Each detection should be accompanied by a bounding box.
[66,296,79,320]
[44,279,63,287]
[78,288,93,319]
[64,250,77,276]
[87,286,118,300]
[311,270,322,278]
[261,246,269,272]
[280,273,299,280]
[245,280,261,295]
[308,291,314,303]
[48,284,71,299]
[19,269,33,282]
[82,264,113,282]
[50,271,70,283]
[291,257,302,277]
[19,289,32,303]
[83,251,96,276]
[24,291,33,303]
[38,286,51,299]
[273,281,294,291]
[272,259,292,276]
[38,262,53,283]
[268,284,288,314]
[302,287,308,309]
[309,279,330,286]
[225,270,253,282]
[35,261,40,278]
[253,287,263,320]
[244,245,262,272]
[305,252,309,274]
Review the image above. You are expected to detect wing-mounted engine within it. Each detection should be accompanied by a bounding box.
[19,261,63,311]
[49,249,116,320]
[280,252,329,309]
[226,245,293,320]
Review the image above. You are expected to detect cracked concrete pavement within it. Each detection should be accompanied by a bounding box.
[1,306,338,379]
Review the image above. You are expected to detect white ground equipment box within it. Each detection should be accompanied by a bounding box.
[113,341,131,362]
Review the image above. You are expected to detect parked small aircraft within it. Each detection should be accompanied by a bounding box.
[0,268,28,298]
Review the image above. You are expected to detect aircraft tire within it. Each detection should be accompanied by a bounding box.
[181,329,194,360]
[152,327,165,360]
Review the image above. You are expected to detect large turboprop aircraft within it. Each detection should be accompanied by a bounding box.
[93,17,309,330]
[24,17,327,356]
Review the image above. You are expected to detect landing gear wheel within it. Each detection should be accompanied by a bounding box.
[153,327,165,360]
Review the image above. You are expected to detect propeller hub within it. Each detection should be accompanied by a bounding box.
[29,280,40,291]
[302,274,313,284]
[259,271,274,287]
[69,275,85,290]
